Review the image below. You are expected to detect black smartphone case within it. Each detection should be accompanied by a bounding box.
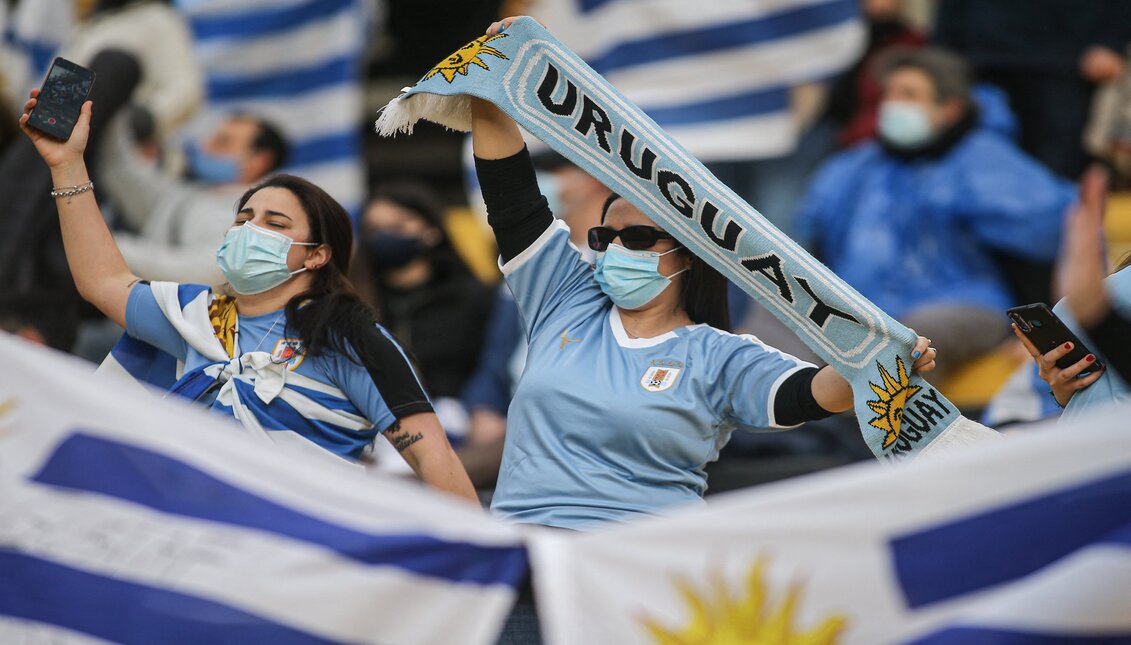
[1007,303,1103,375]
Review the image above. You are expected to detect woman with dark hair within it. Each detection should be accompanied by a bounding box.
[468,17,937,532]
[356,181,493,412]
[18,94,477,502]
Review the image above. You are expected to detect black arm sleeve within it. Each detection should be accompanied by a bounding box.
[1085,308,1131,383]
[773,366,837,426]
[354,325,434,421]
[474,146,555,263]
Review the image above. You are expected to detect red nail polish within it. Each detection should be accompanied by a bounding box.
[1064,342,1073,350]
[1086,354,1095,362]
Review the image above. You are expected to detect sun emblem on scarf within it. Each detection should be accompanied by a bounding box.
[423,33,508,83]
[640,559,847,644]
[866,356,922,448]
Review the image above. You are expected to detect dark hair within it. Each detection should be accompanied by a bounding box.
[367,180,471,279]
[877,46,972,104]
[235,174,378,360]
[601,194,731,331]
[247,117,289,172]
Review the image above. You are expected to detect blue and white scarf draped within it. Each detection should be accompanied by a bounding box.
[99,282,372,464]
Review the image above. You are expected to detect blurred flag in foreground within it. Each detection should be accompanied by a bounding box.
[531,406,1131,644]
[0,334,526,645]
[175,0,372,215]
[531,0,864,161]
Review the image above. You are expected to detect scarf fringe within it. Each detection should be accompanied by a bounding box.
[375,93,473,136]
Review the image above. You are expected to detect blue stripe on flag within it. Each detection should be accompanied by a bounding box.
[206,56,356,101]
[586,0,858,74]
[287,132,359,167]
[189,0,354,40]
[32,433,527,587]
[0,549,333,645]
[645,86,789,126]
[3,30,58,77]
[903,626,1131,644]
[108,335,181,391]
[890,468,1131,609]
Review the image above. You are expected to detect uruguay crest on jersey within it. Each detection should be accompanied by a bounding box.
[641,364,681,392]
[271,338,306,371]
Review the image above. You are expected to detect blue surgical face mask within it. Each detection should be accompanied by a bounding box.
[594,243,687,309]
[878,101,935,149]
[185,141,241,185]
[216,222,319,295]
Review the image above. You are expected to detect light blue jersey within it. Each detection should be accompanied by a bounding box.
[1059,270,1131,422]
[125,283,432,460]
[491,222,815,530]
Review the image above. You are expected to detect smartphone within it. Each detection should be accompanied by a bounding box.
[1007,303,1104,376]
[26,57,96,141]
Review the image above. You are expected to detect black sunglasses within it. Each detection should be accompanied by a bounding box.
[588,225,676,252]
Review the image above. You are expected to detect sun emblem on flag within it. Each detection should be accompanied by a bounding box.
[866,356,922,449]
[0,398,16,437]
[423,33,508,83]
[640,558,847,644]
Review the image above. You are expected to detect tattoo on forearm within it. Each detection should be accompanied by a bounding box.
[392,432,423,453]
[385,421,424,453]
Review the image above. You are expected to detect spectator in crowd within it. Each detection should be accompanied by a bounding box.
[19,94,478,502]
[470,17,935,640]
[795,47,1075,383]
[101,113,289,284]
[1018,166,1130,419]
[934,0,1131,179]
[354,181,494,442]
[825,0,927,148]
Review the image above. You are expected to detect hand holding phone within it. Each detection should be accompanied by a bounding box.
[26,57,96,141]
[1008,303,1104,377]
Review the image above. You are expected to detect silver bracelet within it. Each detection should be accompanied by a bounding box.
[50,180,94,204]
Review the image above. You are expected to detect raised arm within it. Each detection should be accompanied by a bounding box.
[19,93,139,327]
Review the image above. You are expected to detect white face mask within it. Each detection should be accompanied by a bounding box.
[878,101,935,149]
[216,222,319,295]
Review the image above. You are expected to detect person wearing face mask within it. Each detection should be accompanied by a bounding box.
[18,95,479,503]
[353,182,494,444]
[100,113,289,285]
[467,61,938,533]
[795,47,1076,383]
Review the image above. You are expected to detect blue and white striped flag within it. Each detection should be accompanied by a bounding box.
[0,333,527,644]
[529,0,864,161]
[531,406,1131,644]
[175,0,371,215]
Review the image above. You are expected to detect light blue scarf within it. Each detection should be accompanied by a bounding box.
[377,17,997,459]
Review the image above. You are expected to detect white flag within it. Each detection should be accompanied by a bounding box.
[531,406,1131,644]
[0,334,526,645]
